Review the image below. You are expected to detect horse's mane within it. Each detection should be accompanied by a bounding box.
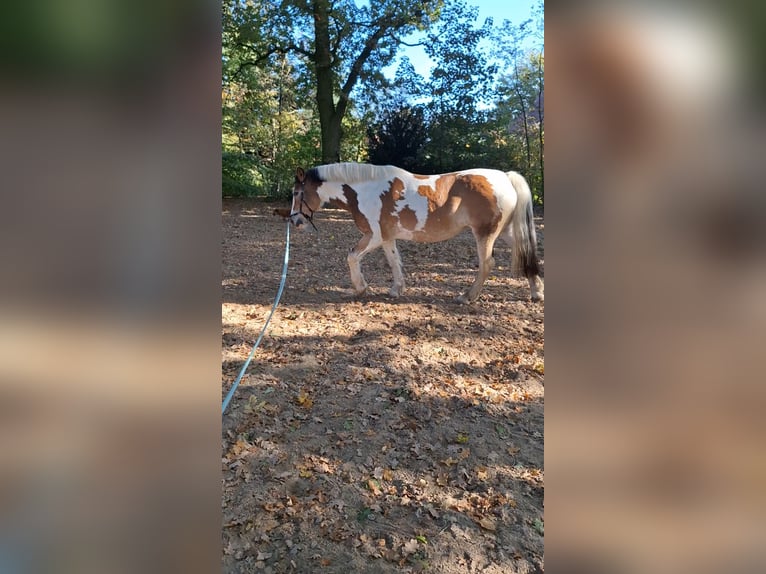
[313,162,410,184]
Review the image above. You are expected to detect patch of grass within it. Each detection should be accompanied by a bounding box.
[356,507,373,522]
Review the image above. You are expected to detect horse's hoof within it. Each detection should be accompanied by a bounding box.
[455,294,473,304]
[388,286,404,298]
[531,292,544,302]
[353,285,368,297]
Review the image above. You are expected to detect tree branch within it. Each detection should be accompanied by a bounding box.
[389,35,427,48]
[338,25,388,110]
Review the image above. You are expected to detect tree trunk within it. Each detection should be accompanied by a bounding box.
[536,58,544,203]
[513,63,532,177]
[537,90,544,202]
[312,0,342,164]
[323,115,342,164]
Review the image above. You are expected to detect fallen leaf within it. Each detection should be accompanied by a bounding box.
[295,391,313,409]
[402,538,419,556]
[478,517,497,531]
[260,518,279,532]
[366,478,381,495]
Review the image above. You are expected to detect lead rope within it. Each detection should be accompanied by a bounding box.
[222,221,291,415]
[301,195,318,231]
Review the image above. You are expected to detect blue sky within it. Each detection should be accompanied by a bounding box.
[386,0,541,78]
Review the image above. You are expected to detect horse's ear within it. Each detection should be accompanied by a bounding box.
[295,167,305,182]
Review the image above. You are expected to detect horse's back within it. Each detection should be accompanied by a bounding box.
[382,168,516,241]
[439,168,519,223]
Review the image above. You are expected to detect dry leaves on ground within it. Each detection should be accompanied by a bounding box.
[222,200,544,574]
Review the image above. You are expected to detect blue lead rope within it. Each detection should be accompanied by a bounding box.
[222,221,291,415]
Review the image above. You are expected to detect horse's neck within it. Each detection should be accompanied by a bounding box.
[317,181,350,208]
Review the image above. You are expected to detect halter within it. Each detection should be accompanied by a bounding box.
[288,188,318,231]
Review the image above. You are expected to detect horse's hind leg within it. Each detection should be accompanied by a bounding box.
[501,226,544,301]
[382,240,405,297]
[347,233,381,296]
[457,232,498,304]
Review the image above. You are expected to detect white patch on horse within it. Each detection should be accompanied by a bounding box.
[354,180,385,238]
[394,175,437,232]
[317,181,347,205]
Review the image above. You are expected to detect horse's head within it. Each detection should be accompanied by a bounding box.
[289,167,320,231]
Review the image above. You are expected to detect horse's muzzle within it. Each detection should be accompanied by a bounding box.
[290,214,306,228]
[288,209,317,231]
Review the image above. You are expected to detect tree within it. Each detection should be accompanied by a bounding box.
[222,0,544,201]
[226,0,444,164]
[420,0,496,172]
[490,13,545,203]
[367,104,428,171]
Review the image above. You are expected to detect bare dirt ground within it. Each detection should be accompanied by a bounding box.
[222,199,544,573]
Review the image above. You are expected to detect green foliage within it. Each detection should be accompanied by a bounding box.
[222,1,323,200]
[221,0,544,205]
[222,152,301,200]
[367,105,428,171]
[423,0,497,118]
[222,152,260,198]
[491,51,545,204]
[488,14,545,204]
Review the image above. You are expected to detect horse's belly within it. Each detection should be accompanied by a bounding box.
[390,196,469,242]
[396,216,467,243]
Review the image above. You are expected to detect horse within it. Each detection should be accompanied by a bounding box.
[288,163,543,303]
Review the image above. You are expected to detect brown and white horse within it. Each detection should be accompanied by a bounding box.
[288,163,543,303]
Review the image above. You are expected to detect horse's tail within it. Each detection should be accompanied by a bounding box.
[505,171,541,279]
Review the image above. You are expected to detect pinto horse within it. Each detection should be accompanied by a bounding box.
[288,163,543,303]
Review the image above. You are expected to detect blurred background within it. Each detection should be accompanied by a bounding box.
[546,1,766,573]
[0,1,221,573]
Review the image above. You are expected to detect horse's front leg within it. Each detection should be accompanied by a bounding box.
[382,240,405,297]
[347,234,381,296]
[457,233,497,304]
